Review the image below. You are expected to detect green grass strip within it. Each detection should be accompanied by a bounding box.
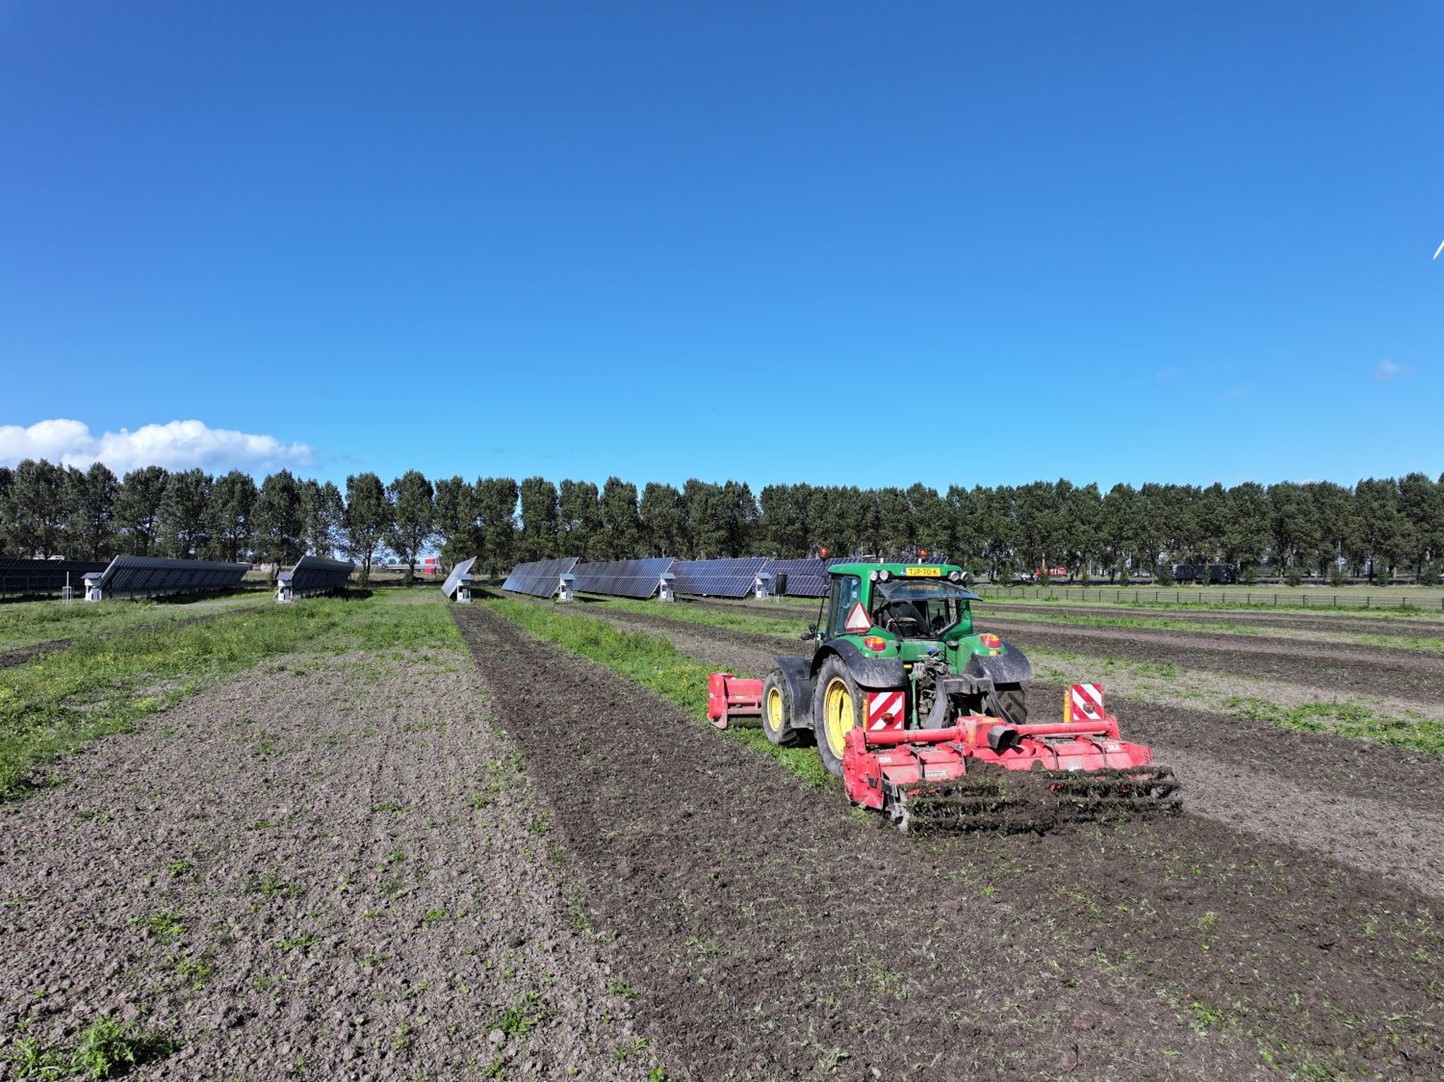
[487,597,830,787]
[0,591,461,799]
[0,592,275,653]
[1224,696,1444,757]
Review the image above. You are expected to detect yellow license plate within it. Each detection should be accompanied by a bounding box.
[905,566,941,577]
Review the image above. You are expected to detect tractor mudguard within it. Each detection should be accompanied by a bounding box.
[815,640,908,690]
[772,655,815,729]
[965,645,1033,686]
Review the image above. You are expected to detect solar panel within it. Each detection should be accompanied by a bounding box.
[763,558,830,598]
[441,556,478,600]
[571,558,676,599]
[287,555,354,596]
[97,555,250,597]
[0,558,110,597]
[501,557,580,598]
[671,557,771,599]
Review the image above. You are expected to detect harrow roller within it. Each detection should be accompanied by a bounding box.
[885,765,1182,834]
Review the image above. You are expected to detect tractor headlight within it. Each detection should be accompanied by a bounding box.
[948,570,960,582]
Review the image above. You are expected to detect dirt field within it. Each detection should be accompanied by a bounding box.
[3,592,1441,1080]
[555,599,1444,899]
[454,601,1443,1080]
[0,637,651,1080]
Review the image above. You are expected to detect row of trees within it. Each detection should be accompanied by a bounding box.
[3,458,1443,584]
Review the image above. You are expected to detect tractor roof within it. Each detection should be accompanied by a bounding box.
[826,561,966,579]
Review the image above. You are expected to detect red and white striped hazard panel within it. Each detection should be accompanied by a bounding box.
[866,690,905,730]
[1068,683,1106,722]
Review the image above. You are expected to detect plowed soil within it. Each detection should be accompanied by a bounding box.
[0,645,650,1080]
[554,599,1444,901]
[978,618,1444,704]
[454,605,1444,1080]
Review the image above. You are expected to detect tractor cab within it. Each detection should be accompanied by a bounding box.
[816,562,979,660]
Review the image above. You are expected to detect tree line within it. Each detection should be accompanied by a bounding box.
[2,458,1442,585]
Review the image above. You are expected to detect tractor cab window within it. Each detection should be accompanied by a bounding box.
[825,575,861,639]
[871,580,974,639]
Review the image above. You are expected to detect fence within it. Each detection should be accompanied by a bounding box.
[975,585,1444,612]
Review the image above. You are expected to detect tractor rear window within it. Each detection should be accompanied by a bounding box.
[826,575,861,638]
[871,581,973,639]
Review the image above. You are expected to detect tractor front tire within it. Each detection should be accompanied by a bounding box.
[813,655,863,777]
[761,670,799,747]
[989,683,1028,727]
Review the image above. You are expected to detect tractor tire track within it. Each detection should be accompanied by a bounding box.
[458,605,1443,1080]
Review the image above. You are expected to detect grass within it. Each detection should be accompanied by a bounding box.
[1226,696,1444,756]
[486,598,831,787]
[0,591,274,653]
[0,591,463,800]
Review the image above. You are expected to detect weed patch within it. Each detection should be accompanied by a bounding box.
[9,1015,177,1079]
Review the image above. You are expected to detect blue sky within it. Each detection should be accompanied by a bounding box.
[2,2,1440,494]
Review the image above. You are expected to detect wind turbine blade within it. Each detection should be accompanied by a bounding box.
[1434,238,1444,260]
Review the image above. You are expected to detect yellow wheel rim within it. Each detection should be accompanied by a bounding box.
[822,677,855,758]
[764,686,785,734]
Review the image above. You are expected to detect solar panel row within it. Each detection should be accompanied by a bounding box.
[763,558,830,598]
[570,558,676,599]
[501,557,580,598]
[287,555,354,596]
[670,556,771,599]
[97,555,250,597]
[503,556,835,600]
[0,558,110,596]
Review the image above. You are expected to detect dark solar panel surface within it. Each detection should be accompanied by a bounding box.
[571,558,675,599]
[671,557,770,598]
[501,557,580,597]
[441,556,478,599]
[99,555,250,596]
[0,558,109,595]
[288,555,354,595]
[763,558,830,597]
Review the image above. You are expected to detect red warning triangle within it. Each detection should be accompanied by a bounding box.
[844,601,872,633]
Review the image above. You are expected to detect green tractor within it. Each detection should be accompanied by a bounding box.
[760,561,1030,775]
[705,559,1178,829]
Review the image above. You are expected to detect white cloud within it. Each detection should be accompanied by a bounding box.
[0,419,315,475]
[1373,359,1412,382]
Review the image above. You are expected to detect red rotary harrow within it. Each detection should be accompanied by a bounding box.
[709,674,1178,832]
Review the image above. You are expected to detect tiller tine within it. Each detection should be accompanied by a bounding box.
[889,765,1182,834]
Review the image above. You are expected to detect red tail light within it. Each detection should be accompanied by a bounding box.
[863,635,887,652]
[978,633,1001,649]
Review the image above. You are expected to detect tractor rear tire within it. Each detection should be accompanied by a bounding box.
[761,670,799,747]
[989,683,1028,727]
[813,655,863,778]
